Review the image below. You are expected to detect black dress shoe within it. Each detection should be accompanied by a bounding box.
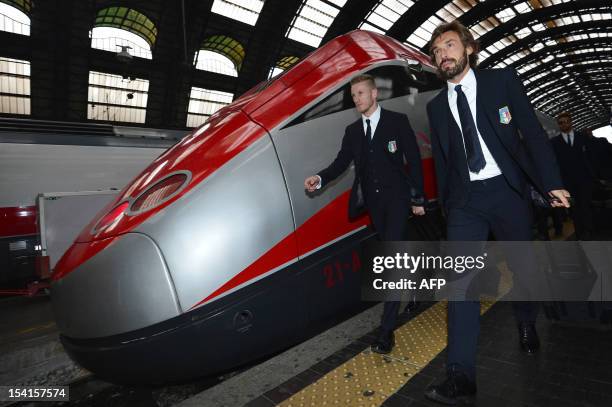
[371,330,394,354]
[424,370,476,405]
[518,322,540,354]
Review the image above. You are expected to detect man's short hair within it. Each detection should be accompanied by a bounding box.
[557,111,572,121]
[350,74,376,88]
[428,20,480,68]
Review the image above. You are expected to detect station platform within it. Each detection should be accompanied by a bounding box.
[1,223,611,406]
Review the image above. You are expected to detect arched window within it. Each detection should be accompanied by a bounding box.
[194,35,245,77]
[0,0,31,35]
[90,7,157,60]
[268,56,299,79]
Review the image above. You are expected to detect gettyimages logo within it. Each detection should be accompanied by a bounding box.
[372,252,487,274]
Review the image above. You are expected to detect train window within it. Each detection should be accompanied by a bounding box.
[302,88,351,121]
[284,85,351,128]
[365,64,443,101]
[284,63,442,129]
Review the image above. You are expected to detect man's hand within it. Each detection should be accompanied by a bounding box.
[304,175,321,192]
[549,189,571,208]
[412,206,425,216]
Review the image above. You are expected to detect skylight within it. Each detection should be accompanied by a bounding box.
[286,0,346,48]
[211,0,264,26]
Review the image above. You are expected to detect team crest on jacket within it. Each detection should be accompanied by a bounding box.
[388,140,397,153]
[499,106,512,124]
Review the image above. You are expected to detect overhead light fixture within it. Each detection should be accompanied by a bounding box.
[116,45,133,63]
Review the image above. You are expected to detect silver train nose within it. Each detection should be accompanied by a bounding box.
[51,233,181,339]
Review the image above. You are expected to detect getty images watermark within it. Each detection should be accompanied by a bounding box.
[372,251,488,291]
[361,241,612,302]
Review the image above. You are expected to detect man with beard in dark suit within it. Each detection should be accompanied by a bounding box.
[423,21,571,405]
[304,74,425,355]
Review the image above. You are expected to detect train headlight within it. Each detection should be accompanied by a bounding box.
[128,172,190,214]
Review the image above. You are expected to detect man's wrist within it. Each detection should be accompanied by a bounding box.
[315,175,322,190]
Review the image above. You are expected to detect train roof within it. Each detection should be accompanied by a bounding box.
[207,30,433,131]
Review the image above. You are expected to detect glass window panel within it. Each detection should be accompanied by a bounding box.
[422,15,443,33]
[367,11,394,31]
[362,0,414,33]
[87,71,148,124]
[94,7,157,46]
[0,2,30,35]
[515,2,532,14]
[287,0,343,48]
[446,3,463,17]
[471,24,487,38]
[496,7,516,22]
[361,22,385,34]
[194,50,238,76]
[453,0,472,12]
[210,0,264,26]
[91,27,153,59]
[407,35,428,48]
[515,27,531,39]
[438,9,456,23]
[186,87,233,128]
[0,57,30,114]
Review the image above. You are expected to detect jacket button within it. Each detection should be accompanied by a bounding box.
[375,189,379,193]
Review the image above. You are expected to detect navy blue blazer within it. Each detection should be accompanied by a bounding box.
[551,131,596,189]
[318,108,424,205]
[426,68,563,210]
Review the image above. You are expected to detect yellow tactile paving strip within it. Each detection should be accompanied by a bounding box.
[279,264,511,407]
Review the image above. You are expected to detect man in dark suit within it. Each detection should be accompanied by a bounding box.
[551,112,596,240]
[423,21,571,405]
[304,74,425,354]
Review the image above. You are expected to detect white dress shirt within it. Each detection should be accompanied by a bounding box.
[561,130,575,146]
[362,103,381,139]
[447,68,502,180]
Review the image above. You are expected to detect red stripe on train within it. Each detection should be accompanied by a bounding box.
[190,190,371,309]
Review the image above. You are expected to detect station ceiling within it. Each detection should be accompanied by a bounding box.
[0,0,610,131]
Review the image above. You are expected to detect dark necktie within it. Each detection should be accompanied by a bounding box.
[365,118,371,141]
[565,134,572,147]
[455,84,486,173]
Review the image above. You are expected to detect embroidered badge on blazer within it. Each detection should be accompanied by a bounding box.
[388,140,397,153]
[499,106,512,124]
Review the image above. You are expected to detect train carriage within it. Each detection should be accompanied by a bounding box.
[51,30,446,383]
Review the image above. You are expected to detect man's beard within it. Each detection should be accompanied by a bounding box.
[437,52,469,80]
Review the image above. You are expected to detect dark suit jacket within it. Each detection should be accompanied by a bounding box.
[318,107,424,207]
[426,68,563,210]
[551,131,597,190]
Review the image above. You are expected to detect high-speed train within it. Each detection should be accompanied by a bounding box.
[49,30,551,384]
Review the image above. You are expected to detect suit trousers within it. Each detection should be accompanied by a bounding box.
[368,195,412,333]
[569,181,594,240]
[445,175,539,380]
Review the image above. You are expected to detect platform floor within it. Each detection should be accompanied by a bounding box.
[244,301,612,407]
[2,220,611,406]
